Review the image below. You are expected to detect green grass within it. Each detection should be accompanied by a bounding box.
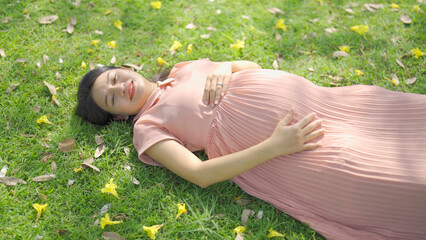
[0,0,424,239]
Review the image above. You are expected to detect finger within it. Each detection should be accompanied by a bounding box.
[296,112,316,129]
[304,129,325,142]
[203,77,211,104]
[209,77,217,106]
[214,77,224,104]
[302,119,322,135]
[279,108,294,125]
[302,143,322,151]
[221,75,230,96]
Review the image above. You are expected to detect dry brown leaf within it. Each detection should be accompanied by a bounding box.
[235,199,251,206]
[0,165,7,177]
[308,18,319,23]
[405,77,417,85]
[345,8,355,14]
[68,179,75,186]
[124,147,130,156]
[241,15,250,20]
[72,0,81,7]
[6,83,19,94]
[200,33,211,39]
[65,22,74,34]
[51,162,57,173]
[55,229,70,236]
[308,67,315,72]
[32,174,56,182]
[324,27,338,34]
[101,232,126,240]
[41,153,52,163]
[235,233,244,240]
[36,187,48,200]
[59,57,63,64]
[0,177,27,186]
[37,15,59,24]
[400,14,412,24]
[34,106,41,112]
[275,32,282,41]
[185,23,197,29]
[272,60,279,70]
[89,59,95,70]
[70,16,77,25]
[43,81,57,95]
[395,59,405,69]
[364,3,384,12]
[241,209,255,224]
[268,7,285,15]
[95,135,104,145]
[110,55,116,64]
[59,138,76,153]
[43,54,49,63]
[15,58,27,63]
[95,142,106,158]
[81,157,100,172]
[391,73,400,85]
[94,30,104,35]
[132,177,140,185]
[52,96,61,107]
[206,26,217,31]
[212,213,226,218]
[275,53,284,63]
[256,210,263,219]
[122,63,144,72]
[332,51,349,58]
[0,49,6,57]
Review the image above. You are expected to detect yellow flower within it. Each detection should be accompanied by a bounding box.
[249,26,255,31]
[87,48,93,53]
[233,226,246,234]
[338,45,350,53]
[355,70,364,76]
[114,20,123,31]
[150,1,162,9]
[316,0,323,4]
[100,213,123,229]
[230,39,245,49]
[273,18,287,32]
[33,203,47,222]
[101,178,119,198]
[350,25,369,35]
[187,44,193,54]
[169,40,183,52]
[36,116,54,125]
[24,8,28,14]
[74,167,83,172]
[412,5,422,12]
[176,203,187,220]
[411,48,425,58]
[157,57,169,66]
[81,61,87,69]
[91,39,100,46]
[267,228,285,238]
[104,10,112,15]
[143,224,163,240]
[390,3,399,9]
[108,41,117,49]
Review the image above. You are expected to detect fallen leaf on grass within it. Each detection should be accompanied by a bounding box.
[110,55,116,64]
[94,30,104,35]
[332,51,349,58]
[36,188,48,200]
[0,49,6,57]
[200,33,211,39]
[95,143,106,158]
[0,177,27,186]
[212,213,226,218]
[405,77,417,84]
[41,153,52,163]
[15,58,27,63]
[364,3,384,12]
[122,63,144,72]
[124,147,130,156]
[268,7,285,15]
[324,27,338,34]
[102,232,126,240]
[51,162,57,173]
[206,26,217,31]
[395,59,405,68]
[95,135,104,145]
[345,8,355,14]
[68,179,75,186]
[391,73,400,85]
[272,60,279,70]
[37,15,59,24]
[55,229,70,236]
[185,23,197,29]
[32,174,56,182]
[43,55,49,63]
[400,14,412,24]
[235,233,244,240]
[72,0,81,7]
[43,81,57,95]
[59,57,64,64]
[235,199,251,206]
[6,83,19,94]
[132,177,140,185]
[256,210,263,219]
[241,209,255,224]
[81,157,100,172]
[59,138,76,153]
[100,203,111,214]
[63,22,74,34]
[0,165,7,177]
[70,16,77,25]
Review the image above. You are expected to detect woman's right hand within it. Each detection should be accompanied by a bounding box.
[267,109,324,158]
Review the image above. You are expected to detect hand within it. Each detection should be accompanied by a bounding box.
[203,62,232,106]
[267,109,324,158]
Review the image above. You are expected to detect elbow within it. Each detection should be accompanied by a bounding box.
[192,176,211,188]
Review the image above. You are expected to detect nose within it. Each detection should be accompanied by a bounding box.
[109,83,125,96]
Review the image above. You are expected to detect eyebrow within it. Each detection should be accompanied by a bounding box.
[104,72,111,107]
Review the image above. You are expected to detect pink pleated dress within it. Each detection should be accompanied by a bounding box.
[133,59,426,240]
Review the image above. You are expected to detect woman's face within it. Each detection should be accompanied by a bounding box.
[91,69,154,116]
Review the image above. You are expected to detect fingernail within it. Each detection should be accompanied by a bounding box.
[215,100,219,104]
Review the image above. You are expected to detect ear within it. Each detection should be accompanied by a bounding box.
[112,115,129,121]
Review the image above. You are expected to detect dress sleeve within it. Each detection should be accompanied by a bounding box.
[133,122,183,166]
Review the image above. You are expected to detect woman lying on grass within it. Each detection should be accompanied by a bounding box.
[77,59,426,240]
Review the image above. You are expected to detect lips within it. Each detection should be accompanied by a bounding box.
[128,81,135,100]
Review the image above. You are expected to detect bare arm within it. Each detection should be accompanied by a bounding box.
[145,110,323,188]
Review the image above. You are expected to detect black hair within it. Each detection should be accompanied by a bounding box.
[76,66,171,125]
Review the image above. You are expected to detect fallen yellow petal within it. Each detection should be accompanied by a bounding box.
[36,116,54,125]
[87,48,93,53]
[100,213,123,229]
[267,228,285,238]
[187,44,193,54]
[24,8,28,14]
[412,5,422,13]
[150,1,162,9]
[143,224,163,240]
[33,203,47,222]
[169,40,182,52]
[104,10,112,15]
[176,203,187,220]
[411,48,425,58]
[108,41,117,49]
[114,20,123,31]
[350,25,369,35]
[81,61,87,69]
[233,226,246,234]
[338,45,350,53]
[355,70,364,76]
[157,57,169,66]
[92,39,100,46]
[101,178,119,198]
[273,18,287,32]
[230,39,245,49]
[74,167,83,172]
[390,3,400,9]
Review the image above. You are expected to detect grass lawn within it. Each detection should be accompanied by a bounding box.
[0,0,424,239]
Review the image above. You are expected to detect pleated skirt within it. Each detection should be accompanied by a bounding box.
[205,69,426,240]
